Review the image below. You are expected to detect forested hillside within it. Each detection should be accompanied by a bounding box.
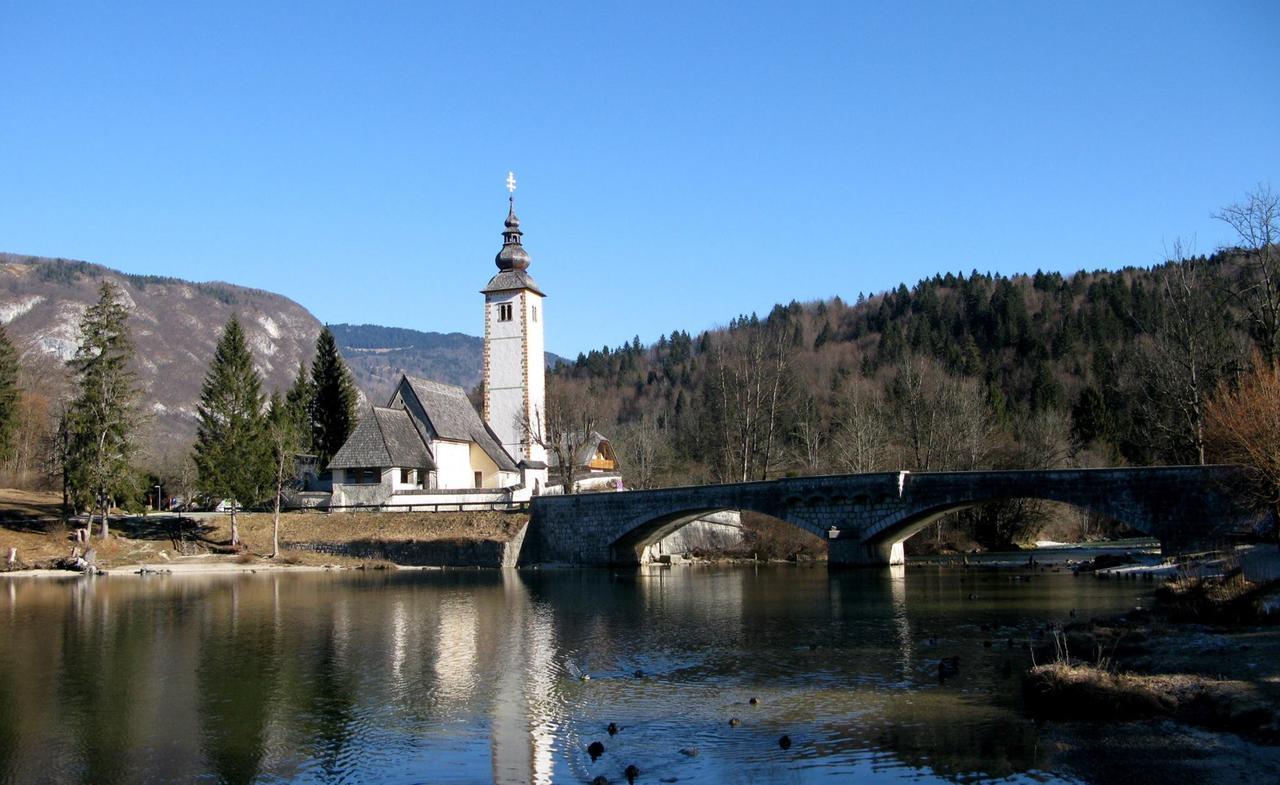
[550,202,1278,548]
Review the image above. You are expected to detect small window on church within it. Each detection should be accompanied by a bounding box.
[400,468,412,484]
[498,303,513,322]
[532,305,538,322]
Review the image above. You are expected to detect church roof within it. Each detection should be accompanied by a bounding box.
[481,269,545,296]
[402,376,519,472]
[328,406,436,470]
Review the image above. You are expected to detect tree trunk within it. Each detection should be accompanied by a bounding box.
[98,501,109,540]
[271,490,281,559]
[230,506,240,547]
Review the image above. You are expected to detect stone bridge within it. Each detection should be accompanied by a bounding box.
[521,466,1263,566]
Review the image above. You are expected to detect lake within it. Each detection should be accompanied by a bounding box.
[0,563,1156,784]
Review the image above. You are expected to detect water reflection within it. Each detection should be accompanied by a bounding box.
[0,566,1154,784]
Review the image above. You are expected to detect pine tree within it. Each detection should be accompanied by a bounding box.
[66,282,138,539]
[194,316,270,547]
[284,361,314,453]
[0,324,20,462]
[309,326,358,466]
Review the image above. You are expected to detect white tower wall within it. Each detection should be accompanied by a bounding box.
[481,187,548,479]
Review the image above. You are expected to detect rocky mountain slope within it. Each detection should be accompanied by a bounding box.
[0,254,323,443]
[0,254,565,446]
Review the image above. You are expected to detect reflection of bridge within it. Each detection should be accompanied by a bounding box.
[522,466,1262,566]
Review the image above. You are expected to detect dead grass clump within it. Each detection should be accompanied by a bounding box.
[1024,662,1173,720]
[1157,569,1276,623]
[233,552,256,564]
[1025,658,1278,737]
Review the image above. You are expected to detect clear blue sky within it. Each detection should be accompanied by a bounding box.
[2,2,1277,357]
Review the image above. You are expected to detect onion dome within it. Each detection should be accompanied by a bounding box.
[495,197,531,271]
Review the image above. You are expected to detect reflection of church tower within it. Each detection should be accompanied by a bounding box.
[482,173,548,477]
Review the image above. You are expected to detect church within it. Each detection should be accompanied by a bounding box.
[327,177,555,507]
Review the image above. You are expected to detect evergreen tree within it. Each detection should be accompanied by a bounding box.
[66,282,138,538]
[194,316,270,547]
[309,326,358,466]
[284,361,314,453]
[0,324,19,462]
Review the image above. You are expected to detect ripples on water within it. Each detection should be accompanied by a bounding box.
[0,565,1153,784]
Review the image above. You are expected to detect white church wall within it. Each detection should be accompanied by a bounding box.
[434,439,477,489]
[332,467,394,508]
[469,443,503,488]
[390,467,423,492]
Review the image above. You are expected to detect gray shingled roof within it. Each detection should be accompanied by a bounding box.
[327,406,436,470]
[481,269,544,296]
[403,376,519,472]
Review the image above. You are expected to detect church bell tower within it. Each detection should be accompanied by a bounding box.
[482,172,548,478]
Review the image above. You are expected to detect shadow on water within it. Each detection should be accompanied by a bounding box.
[0,563,1242,784]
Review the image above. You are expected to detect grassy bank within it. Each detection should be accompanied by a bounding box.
[1,487,528,571]
[1021,563,1280,743]
[1025,662,1277,739]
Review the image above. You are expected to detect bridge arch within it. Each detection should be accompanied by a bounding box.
[607,504,828,564]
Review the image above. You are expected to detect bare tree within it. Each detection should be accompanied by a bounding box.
[1014,409,1074,470]
[1205,352,1280,523]
[613,414,671,489]
[265,391,306,558]
[3,350,67,489]
[788,393,827,474]
[887,355,994,472]
[1131,242,1243,464]
[527,378,600,493]
[706,319,795,482]
[830,378,891,473]
[1215,184,1280,366]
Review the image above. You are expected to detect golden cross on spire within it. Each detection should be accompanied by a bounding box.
[506,170,517,194]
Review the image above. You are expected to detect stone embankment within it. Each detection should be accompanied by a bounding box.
[290,523,528,569]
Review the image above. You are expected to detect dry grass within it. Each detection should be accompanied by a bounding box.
[1025,662,1173,719]
[1157,565,1277,623]
[1025,662,1275,736]
[1,504,530,570]
[0,487,63,519]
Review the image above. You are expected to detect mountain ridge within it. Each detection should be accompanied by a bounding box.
[0,254,560,447]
